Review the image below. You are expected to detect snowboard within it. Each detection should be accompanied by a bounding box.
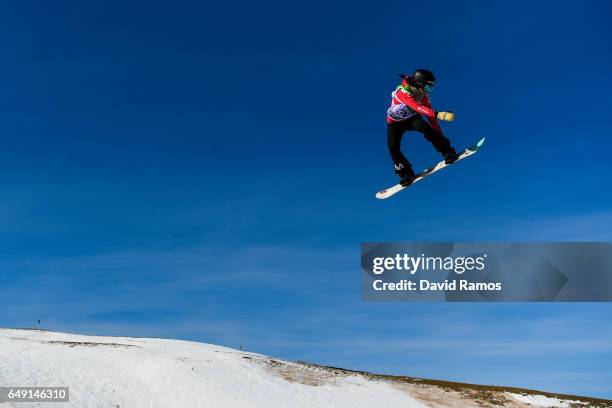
[376,137,486,200]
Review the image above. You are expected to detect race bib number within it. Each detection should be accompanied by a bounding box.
[388,104,413,121]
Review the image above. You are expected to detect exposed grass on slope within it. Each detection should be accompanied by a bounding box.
[296,361,612,407]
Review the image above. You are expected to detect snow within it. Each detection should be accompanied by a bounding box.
[507,392,583,407]
[0,329,600,408]
[0,329,427,408]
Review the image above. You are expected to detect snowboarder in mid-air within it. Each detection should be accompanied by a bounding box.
[387,68,459,186]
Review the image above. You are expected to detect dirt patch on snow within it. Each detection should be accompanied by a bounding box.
[46,340,139,348]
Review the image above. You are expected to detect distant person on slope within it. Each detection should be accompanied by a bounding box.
[387,68,459,186]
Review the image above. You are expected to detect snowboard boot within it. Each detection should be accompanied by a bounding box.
[397,167,416,187]
[400,172,416,187]
[444,150,459,165]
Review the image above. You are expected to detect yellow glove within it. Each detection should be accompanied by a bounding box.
[436,111,455,122]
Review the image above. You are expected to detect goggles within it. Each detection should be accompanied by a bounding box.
[423,83,435,93]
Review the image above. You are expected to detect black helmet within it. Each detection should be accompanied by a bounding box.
[412,68,436,92]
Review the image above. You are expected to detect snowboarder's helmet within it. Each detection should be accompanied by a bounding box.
[412,68,435,92]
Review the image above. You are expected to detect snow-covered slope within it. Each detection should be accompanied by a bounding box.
[0,329,609,408]
[0,329,426,408]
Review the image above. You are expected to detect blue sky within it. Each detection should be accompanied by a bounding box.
[1,0,611,399]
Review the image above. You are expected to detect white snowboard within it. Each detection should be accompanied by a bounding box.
[376,137,486,200]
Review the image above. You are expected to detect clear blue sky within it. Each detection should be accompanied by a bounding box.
[1,0,611,399]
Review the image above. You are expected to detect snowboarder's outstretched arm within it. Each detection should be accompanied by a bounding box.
[427,111,442,134]
[395,91,436,119]
[394,91,444,133]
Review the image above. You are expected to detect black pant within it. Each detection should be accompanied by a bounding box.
[387,115,454,175]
